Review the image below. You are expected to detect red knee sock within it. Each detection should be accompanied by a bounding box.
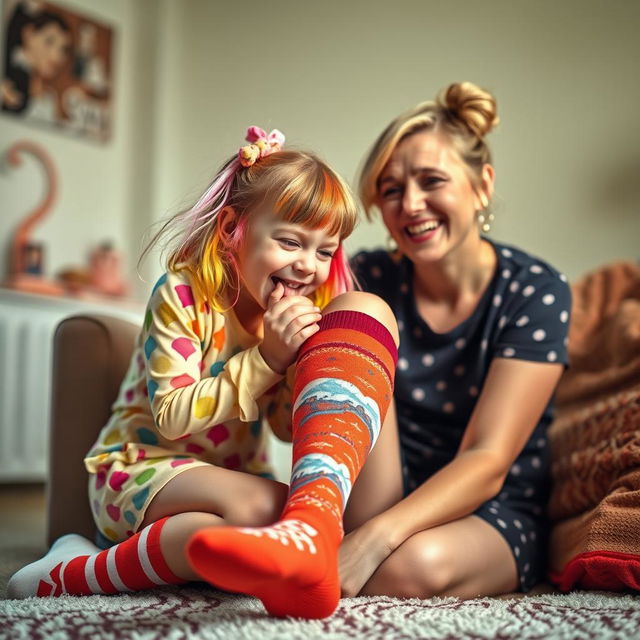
[10,517,186,597]
[187,311,397,618]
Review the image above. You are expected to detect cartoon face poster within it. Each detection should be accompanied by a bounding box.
[1,0,114,142]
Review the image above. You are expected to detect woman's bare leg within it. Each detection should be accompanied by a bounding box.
[360,515,519,598]
[343,399,403,533]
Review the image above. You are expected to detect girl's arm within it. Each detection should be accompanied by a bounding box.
[340,357,563,593]
[146,273,285,441]
[261,366,295,443]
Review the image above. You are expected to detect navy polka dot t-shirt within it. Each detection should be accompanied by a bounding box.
[351,238,572,495]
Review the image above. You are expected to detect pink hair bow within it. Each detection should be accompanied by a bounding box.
[238,126,285,167]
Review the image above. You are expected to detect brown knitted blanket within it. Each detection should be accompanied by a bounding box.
[548,261,640,549]
[555,261,640,412]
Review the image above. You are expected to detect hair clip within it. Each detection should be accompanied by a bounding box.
[238,126,285,167]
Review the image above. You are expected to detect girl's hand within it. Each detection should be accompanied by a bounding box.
[339,519,395,597]
[259,282,322,374]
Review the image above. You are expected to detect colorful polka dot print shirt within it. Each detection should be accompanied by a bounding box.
[84,269,292,543]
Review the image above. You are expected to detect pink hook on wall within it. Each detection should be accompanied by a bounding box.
[4,140,65,296]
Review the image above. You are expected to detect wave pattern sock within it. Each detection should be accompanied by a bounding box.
[7,517,185,598]
[187,310,397,618]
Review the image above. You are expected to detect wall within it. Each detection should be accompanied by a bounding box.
[0,0,158,300]
[149,0,640,285]
[2,0,639,302]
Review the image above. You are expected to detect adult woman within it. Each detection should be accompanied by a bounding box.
[340,81,571,598]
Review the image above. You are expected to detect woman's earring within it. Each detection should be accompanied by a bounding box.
[477,211,495,233]
[477,194,494,233]
[386,235,398,252]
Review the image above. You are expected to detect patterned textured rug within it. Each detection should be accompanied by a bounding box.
[1,584,639,639]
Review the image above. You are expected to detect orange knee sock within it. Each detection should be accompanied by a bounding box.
[187,311,397,618]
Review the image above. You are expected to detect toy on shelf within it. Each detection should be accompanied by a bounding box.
[3,140,66,296]
[57,241,129,298]
[4,140,131,301]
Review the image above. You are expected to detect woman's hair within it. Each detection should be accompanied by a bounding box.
[140,149,358,310]
[358,81,499,219]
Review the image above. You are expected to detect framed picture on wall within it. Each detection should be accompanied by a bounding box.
[0,0,114,142]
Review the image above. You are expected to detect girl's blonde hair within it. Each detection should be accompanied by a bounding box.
[358,81,499,218]
[140,149,358,310]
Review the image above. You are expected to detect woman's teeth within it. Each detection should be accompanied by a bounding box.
[406,220,441,237]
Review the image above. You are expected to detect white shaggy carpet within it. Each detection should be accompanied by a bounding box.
[1,584,639,639]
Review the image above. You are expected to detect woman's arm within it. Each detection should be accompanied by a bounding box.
[381,358,563,547]
[339,357,563,593]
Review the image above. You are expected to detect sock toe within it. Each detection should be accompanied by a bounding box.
[7,534,99,599]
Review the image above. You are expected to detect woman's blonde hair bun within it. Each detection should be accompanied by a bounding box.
[438,82,499,139]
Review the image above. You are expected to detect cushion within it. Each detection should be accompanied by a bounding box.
[547,261,640,591]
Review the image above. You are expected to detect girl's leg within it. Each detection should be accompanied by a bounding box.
[7,467,288,598]
[139,466,289,578]
[187,292,399,619]
[359,515,519,598]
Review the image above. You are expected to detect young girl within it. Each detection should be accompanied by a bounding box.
[8,126,399,620]
[337,82,572,599]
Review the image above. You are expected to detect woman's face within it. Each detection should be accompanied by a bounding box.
[377,130,493,265]
[22,22,70,79]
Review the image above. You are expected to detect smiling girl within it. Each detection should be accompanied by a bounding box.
[8,127,399,621]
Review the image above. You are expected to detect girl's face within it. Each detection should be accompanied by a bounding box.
[377,130,493,265]
[22,22,70,79]
[234,209,340,314]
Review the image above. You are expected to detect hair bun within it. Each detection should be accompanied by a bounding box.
[438,82,499,138]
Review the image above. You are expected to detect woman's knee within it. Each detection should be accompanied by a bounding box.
[323,291,399,345]
[367,537,455,598]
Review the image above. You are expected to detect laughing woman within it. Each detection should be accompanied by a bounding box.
[340,81,571,598]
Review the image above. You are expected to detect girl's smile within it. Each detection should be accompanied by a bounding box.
[233,211,340,325]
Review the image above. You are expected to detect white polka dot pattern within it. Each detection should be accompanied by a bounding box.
[351,245,570,590]
[411,388,425,401]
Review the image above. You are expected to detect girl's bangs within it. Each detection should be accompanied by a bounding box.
[272,168,357,239]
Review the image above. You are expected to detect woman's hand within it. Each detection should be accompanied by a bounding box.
[339,518,395,597]
[259,282,322,374]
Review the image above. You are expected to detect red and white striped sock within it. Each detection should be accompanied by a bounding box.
[7,517,185,598]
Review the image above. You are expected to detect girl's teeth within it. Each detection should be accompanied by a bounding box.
[273,278,301,289]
